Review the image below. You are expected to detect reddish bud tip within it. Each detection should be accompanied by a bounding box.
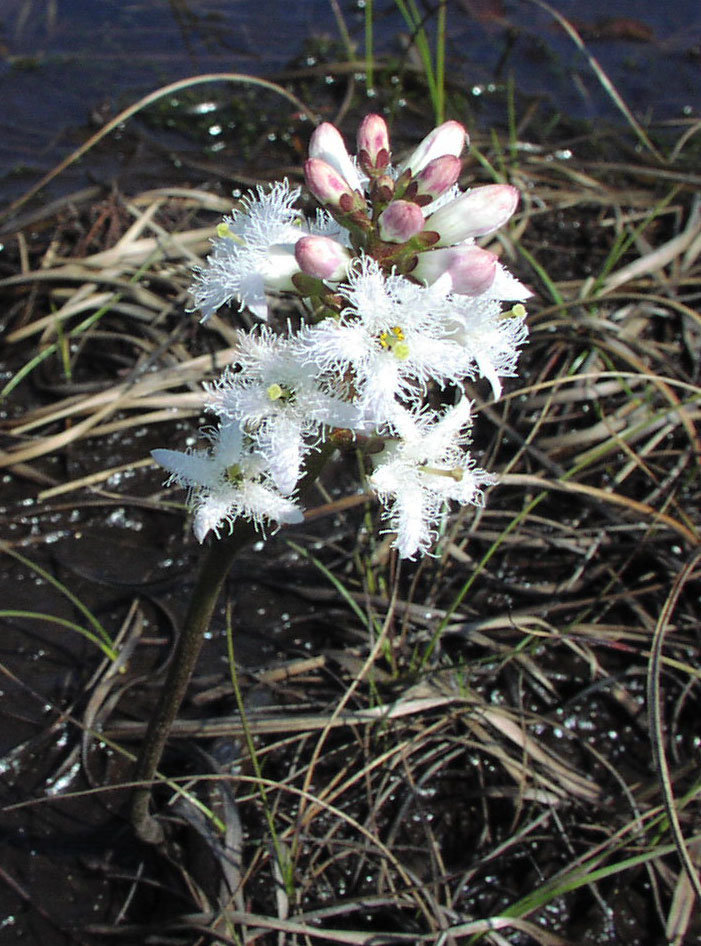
[357,114,390,169]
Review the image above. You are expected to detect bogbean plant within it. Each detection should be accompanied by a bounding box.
[133,115,531,842]
[154,114,530,559]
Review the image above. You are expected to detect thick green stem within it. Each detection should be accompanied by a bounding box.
[129,441,337,844]
[130,523,254,844]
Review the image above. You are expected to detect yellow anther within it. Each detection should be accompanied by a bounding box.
[225,463,244,485]
[379,326,408,358]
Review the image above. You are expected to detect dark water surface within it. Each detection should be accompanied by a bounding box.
[1,0,700,208]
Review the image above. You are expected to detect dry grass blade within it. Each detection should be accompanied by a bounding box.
[1,189,245,468]
[647,549,701,903]
[666,839,701,946]
[105,693,468,741]
[601,199,701,294]
[502,473,699,546]
[470,706,599,803]
[86,911,577,944]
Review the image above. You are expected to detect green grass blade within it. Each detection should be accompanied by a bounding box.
[0,610,117,660]
[0,541,114,652]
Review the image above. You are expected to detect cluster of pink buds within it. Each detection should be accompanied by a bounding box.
[300,114,525,303]
[157,114,531,559]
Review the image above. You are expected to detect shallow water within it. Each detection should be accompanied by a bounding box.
[1,0,699,206]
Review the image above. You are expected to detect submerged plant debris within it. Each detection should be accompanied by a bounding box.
[1,47,700,946]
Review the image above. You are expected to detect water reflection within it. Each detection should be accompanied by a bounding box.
[0,0,699,205]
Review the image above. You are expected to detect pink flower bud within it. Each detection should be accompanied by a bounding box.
[309,122,363,193]
[399,120,467,175]
[378,200,425,243]
[412,245,497,295]
[426,184,519,245]
[294,235,351,280]
[305,158,364,210]
[357,113,390,169]
[414,155,462,200]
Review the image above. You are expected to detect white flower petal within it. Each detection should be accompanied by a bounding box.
[368,400,494,558]
[152,448,220,490]
[489,263,533,301]
[190,181,303,321]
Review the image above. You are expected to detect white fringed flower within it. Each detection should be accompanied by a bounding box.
[442,296,529,400]
[190,181,304,322]
[369,400,494,559]
[152,421,303,542]
[299,256,471,428]
[206,328,359,494]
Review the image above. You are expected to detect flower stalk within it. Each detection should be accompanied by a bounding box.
[130,525,254,845]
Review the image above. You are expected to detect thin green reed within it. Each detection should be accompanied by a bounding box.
[435,0,446,123]
[394,0,446,123]
[365,0,375,96]
[363,0,447,124]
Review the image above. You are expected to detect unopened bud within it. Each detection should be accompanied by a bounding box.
[309,122,363,193]
[412,245,497,295]
[426,184,519,245]
[378,200,425,243]
[399,120,467,175]
[357,113,390,170]
[414,155,462,200]
[305,158,365,211]
[294,235,351,281]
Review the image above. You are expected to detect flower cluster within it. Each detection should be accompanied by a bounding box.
[154,115,530,558]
